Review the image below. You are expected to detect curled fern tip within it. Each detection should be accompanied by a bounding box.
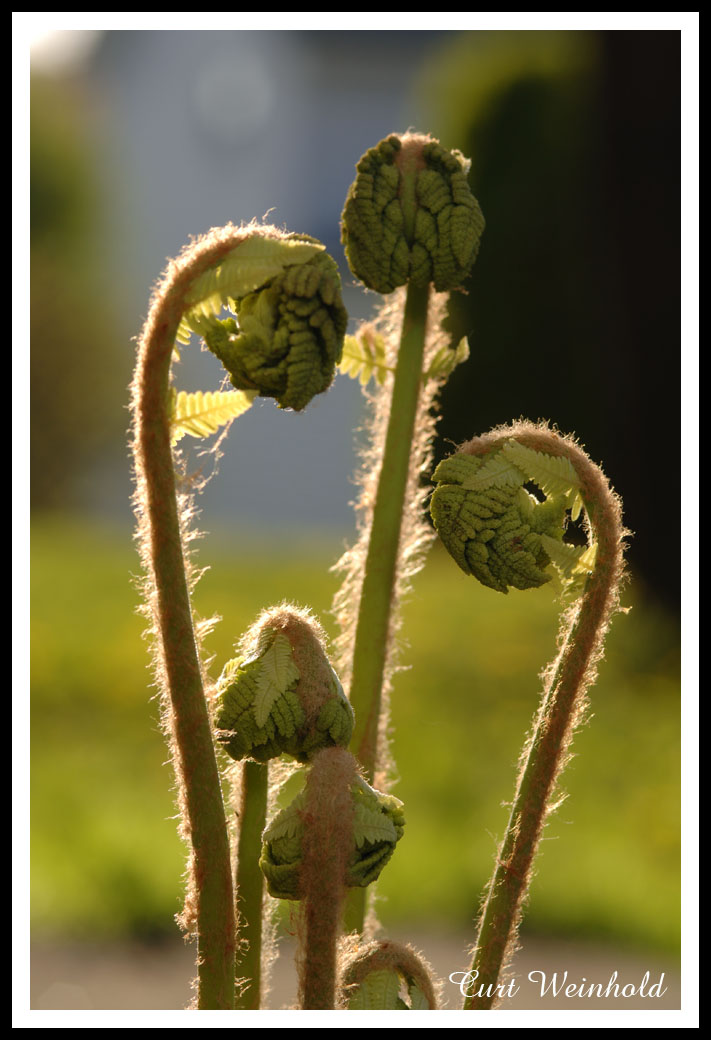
[214,605,354,764]
[430,439,593,595]
[341,132,485,294]
[182,231,348,412]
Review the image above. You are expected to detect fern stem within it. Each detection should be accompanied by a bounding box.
[234,760,269,1009]
[348,281,430,777]
[298,748,357,1009]
[460,423,626,1010]
[130,228,253,1009]
[343,281,430,934]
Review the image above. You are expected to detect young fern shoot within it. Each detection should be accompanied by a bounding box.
[214,604,406,1010]
[335,133,485,935]
[213,603,357,1009]
[130,223,347,1009]
[430,420,627,1009]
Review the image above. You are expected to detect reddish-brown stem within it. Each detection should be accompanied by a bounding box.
[131,225,262,1008]
[298,748,358,1010]
[459,421,626,1010]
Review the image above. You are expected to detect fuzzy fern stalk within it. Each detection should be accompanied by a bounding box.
[335,133,484,934]
[130,224,347,1008]
[430,420,627,1010]
[232,759,269,1009]
[337,938,439,1009]
[297,747,359,1009]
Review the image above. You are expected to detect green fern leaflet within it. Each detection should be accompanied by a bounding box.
[339,329,392,386]
[169,388,257,444]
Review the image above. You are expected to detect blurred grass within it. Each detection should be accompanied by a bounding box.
[30,513,679,953]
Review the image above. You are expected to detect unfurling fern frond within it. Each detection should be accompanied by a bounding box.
[338,939,438,1010]
[341,132,484,294]
[423,336,470,382]
[169,388,257,444]
[501,439,580,497]
[431,436,595,595]
[213,606,354,765]
[540,535,597,600]
[347,970,405,1010]
[432,422,627,1010]
[182,236,325,330]
[339,328,470,388]
[338,328,392,386]
[171,231,347,412]
[259,769,405,900]
[131,222,349,1010]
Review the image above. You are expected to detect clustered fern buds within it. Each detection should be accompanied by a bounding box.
[341,132,485,294]
[430,439,595,595]
[259,756,405,900]
[214,606,354,764]
[213,606,406,909]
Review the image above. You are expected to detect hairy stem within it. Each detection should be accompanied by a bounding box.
[461,423,626,1010]
[338,938,439,1009]
[130,227,256,1009]
[343,281,430,934]
[348,282,430,777]
[234,760,269,1009]
[298,748,358,1010]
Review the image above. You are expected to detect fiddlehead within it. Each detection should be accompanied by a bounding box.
[191,239,347,412]
[431,438,592,596]
[430,419,626,1009]
[214,603,355,1008]
[337,938,439,1010]
[342,132,485,294]
[214,604,354,764]
[259,761,405,901]
[130,222,347,1009]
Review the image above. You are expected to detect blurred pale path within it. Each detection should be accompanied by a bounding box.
[31,932,680,1011]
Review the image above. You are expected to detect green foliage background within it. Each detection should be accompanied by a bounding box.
[31,515,679,954]
[30,76,127,511]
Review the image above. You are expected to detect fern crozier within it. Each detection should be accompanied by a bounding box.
[430,440,593,595]
[196,238,348,411]
[341,132,485,293]
[259,771,405,900]
[214,606,354,764]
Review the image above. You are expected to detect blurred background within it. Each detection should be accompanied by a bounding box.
[28,27,684,1010]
